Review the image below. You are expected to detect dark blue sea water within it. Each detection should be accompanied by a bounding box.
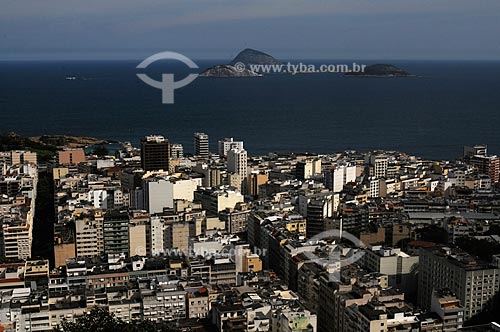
[0,60,499,160]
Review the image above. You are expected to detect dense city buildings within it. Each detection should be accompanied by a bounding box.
[0,138,500,332]
[2,0,498,330]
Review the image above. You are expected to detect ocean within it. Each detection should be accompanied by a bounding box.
[0,59,499,160]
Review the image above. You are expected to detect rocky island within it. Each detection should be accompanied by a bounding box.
[229,48,282,67]
[200,48,281,78]
[346,64,414,77]
[200,64,262,78]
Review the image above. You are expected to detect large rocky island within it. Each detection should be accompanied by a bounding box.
[200,48,281,78]
[229,48,282,67]
[346,64,414,77]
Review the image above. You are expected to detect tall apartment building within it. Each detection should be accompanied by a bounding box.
[75,217,104,258]
[103,211,130,256]
[306,197,334,237]
[170,143,184,159]
[298,192,338,237]
[140,135,170,171]
[3,223,33,260]
[194,132,209,158]
[227,148,248,193]
[218,137,244,157]
[369,178,387,198]
[150,216,165,256]
[470,155,500,183]
[227,148,247,177]
[463,145,487,158]
[418,246,500,320]
[0,161,38,260]
[369,154,388,179]
[324,165,357,192]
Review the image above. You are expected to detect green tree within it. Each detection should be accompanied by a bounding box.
[455,237,500,262]
[92,145,109,157]
[53,307,157,332]
[416,225,448,244]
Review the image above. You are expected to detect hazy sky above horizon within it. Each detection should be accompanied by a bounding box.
[1,0,500,60]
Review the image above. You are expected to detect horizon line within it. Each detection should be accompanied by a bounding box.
[1,57,500,62]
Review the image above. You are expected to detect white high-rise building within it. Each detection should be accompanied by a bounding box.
[227,148,248,178]
[150,216,165,256]
[170,143,184,159]
[324,165,357,192]
[370,155,388,178]
[227,148,248,193]
[218,138,244,157]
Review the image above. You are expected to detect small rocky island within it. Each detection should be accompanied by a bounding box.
[200,48,281,78]
[346,64,414,77]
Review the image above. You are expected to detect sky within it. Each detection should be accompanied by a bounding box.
[1,0,500,60]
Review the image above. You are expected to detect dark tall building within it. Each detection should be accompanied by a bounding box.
[103,210,130,256]
[463,144,487,158]
[141,135,170,171]
[194,132,209,158]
